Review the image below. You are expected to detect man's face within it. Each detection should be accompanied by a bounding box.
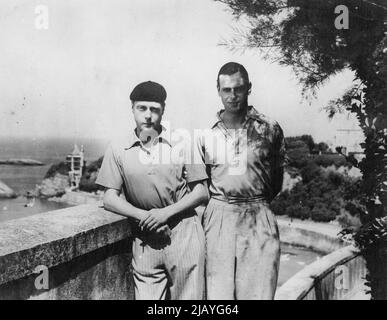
[218,71,251,114]
[132,101,164,135]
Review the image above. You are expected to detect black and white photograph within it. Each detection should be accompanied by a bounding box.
[0,0,386,306]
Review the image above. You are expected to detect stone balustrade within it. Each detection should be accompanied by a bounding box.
[0,204,133,299]
[275,245,368,300]
[0,204,368,300]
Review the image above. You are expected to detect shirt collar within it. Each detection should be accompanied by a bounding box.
[211,105,263,129]
[124,125,172,149]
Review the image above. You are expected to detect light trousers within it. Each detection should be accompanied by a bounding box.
[203,198,280,300]
[132,214,205,300]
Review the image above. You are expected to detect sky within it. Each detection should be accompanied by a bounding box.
[0,0,361,146]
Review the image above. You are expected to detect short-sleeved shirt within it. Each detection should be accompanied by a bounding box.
[195,106,286,203]
[96,128,208,211]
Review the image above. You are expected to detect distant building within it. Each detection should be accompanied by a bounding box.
[334,129,365,164]
[66,144,84,190]
[334,129,364,157]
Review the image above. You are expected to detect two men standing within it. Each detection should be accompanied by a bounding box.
[96,62,285,300]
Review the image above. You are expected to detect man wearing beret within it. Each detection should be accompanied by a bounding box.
[96,81,209,300]
[196,62,286,299]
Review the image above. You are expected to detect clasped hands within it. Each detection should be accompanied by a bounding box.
[138,207,174,236]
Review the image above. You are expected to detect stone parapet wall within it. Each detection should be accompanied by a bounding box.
[0,204,133,299]
[0,204,368,300]
[275,246,368,300]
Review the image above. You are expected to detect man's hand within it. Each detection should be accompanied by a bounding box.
[139,208,173,232]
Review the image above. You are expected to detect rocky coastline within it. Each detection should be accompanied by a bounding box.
[32,157,104,204]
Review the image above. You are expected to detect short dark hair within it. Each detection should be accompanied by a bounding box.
[217,62,249,87]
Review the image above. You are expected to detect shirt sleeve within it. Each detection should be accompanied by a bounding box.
[184,131,208,183]
[95,143,124,190]
[269,122,286,200]
[273,123,286,168]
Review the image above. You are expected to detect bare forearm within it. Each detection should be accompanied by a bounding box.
[139,181,209,231]
[103,190,146,221]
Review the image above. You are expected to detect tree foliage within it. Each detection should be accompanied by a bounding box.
[79,156,104,192]
[285,135,349,168]
[44,161,69,179]
[271,166,357,223]
[216,0,387,298]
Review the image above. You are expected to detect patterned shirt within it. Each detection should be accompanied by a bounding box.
[195,106,286,203]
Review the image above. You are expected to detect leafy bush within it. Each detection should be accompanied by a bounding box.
[285,204,310,220]
[285,135,351,170]
[286,135,315,152]
[44,161,70,178]
[45,156,105,192]
[270,190,290,215]
[313,154,349,167]
[286,141,311,169]
[85,157,104,172]
[311,204,337,222]
[317,142,329,153]
[300,161,322,183]
[271,169,359,223]
[326,170,345,187]
[79,156,104,192]
[79,173,103,192]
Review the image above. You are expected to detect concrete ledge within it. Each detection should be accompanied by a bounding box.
[275,245,367,300]
[0,204,131,285]
[0,205,367,300]
[277,218,345,254]
[0,239,133,300]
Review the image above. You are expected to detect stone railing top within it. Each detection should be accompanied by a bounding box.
[0,204,131,285]
[277,217,342,239]
[275,245,361,300]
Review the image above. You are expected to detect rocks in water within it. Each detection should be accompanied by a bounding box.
[35,173,70,198]
[34,156,104,198]
[0,180,17,198]
[0,158,44,166]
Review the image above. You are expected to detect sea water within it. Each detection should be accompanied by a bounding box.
[0,136,107,223]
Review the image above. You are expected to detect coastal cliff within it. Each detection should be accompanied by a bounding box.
[36,173,70,198]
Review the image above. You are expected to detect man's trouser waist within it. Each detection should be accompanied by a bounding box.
[211,195,268,204]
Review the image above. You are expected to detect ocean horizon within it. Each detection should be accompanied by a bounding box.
[0,136,108,193]
[0,136,108,223]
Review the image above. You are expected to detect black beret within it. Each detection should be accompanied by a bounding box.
[130,81,167,104]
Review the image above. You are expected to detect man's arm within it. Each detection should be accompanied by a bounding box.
[139,180,209,232]
[270,123,286,201]
[103,188,148,222]
[271,166,284,199]
[166,179,209,218]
